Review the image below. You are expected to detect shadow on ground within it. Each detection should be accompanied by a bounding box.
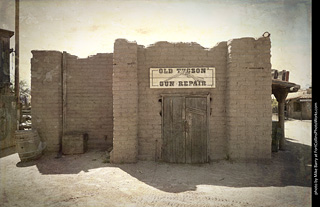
[15,149,109,174]
[12,137,311,193]
[118,138,311,192]
[0,146,16,158]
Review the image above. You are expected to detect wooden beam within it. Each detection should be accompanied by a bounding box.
[273,88,288,150]
[272,79,300,93]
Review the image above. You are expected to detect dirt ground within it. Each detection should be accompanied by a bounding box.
[0,119,312,207]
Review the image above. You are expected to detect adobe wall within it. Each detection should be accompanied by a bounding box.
[287,100,312,120]
[111,36,272,163]
[64,53,113,149]
[31,51,63,151]
[31,35,271,161]
[226,37,272,160]
[137,41,228,161]
[111,39,228,163]
[0,93,17,150]
[111,40,139,163]
[31,51,113,152]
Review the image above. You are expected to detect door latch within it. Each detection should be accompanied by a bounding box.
[184,120,189,133]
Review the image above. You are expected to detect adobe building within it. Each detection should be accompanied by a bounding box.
[31,35,272,163]
[286,88,312,120]
[0,29,17,150]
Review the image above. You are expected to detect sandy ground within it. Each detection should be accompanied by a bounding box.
[0,119,312,207]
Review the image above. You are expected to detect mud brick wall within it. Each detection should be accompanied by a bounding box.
[226,37,272,160]
[31,51,113,152]
[31,51,63,151]
[65,53,113,149]
[136,41,228,161]
[0,94,17,150]
[111,39,139,163]
[112,36,272,163]
[32,36,272,161]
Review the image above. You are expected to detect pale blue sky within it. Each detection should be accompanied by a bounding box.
[0,0,312,88]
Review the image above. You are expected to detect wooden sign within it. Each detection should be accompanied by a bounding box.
[150,67,215,88]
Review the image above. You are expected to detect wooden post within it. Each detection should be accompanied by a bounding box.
[15,0,20,129]
[277,98,285,150]
[15,0,19,103]
[273,88,288,150]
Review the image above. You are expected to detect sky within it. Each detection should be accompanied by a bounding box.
[0,0,312,89]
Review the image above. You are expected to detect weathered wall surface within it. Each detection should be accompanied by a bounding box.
[287,100,312,120]
[136,41,228,161]
[0,93,17,150]
[31,51,63,152]
[65,53,113,149]
[111,39,228,162]
[111,39,139,163]
[226,37,272,160]
[32,36,272,162]
[111,36,272,163]
[31,51,113,152]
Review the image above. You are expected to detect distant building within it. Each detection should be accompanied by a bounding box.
[286,88,312,120]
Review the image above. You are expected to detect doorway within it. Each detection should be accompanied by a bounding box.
[161,94,209,163]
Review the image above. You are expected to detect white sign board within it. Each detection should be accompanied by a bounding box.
[150,67,215,88]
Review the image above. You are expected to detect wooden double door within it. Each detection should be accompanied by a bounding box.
[162,94,209,163]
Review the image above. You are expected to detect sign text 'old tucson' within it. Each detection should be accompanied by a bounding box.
[150,67,215,88]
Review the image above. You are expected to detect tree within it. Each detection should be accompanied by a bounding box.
[19,80,30,97]
[271,97,278,113]
[9,80,30,97]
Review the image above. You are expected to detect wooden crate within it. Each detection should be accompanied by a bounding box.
[62,132,88,155]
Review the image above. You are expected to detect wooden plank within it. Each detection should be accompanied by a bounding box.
[186,97,207,163]
[162,96,172,162]
[206,94,210,161]
[186,97,207,111]
[172,96,185,163]
[162,96,185,163]
[185,109,192,163]
[186,108,207,163]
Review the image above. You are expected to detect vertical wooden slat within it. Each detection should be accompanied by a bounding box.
[162,96,185,163]
[162,97,170,162]
[173,97,185,163]
[170,98,174,163]
[186,96,208,163]
[185,109,192,163]
[206,94,210,162]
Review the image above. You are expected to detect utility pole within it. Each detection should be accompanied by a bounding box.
[15,0,20,128]
[15,0,19,104]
